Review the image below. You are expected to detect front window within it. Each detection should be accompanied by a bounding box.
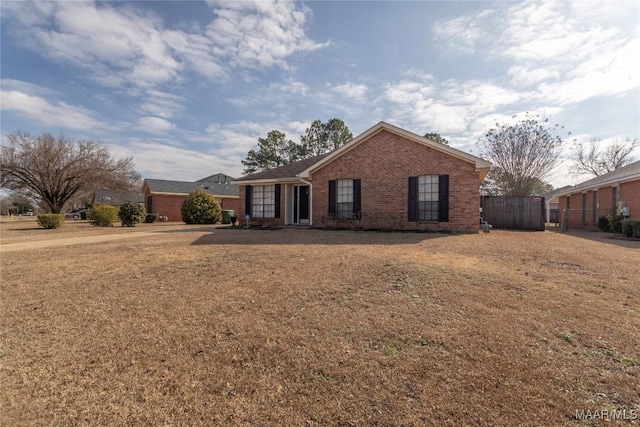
[251,185,275,218]
[418,175,439,221]
[337,179,353,219]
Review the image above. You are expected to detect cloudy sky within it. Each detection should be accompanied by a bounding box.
[1,0,638,187]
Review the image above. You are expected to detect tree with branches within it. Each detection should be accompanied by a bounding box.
[571,137,639,177]
[478,113,567,196]
[1,132,141,213]
[242,118,353,175]
[423,132,449,145]
[241,130,300,175]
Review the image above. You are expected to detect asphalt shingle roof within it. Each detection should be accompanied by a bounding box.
[144,173,239,197]
[233,154,330,182]
[557,160,640,195]
[94,189,144,205]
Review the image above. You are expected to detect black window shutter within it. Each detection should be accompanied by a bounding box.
[328,180,336,216]
[245,185,252,216]
[353,179,361,219]
[274,184,281,218]
[438,175,449,222]
[408,176,418,222]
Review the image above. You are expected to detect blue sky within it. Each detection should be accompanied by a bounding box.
[1,0,639,188]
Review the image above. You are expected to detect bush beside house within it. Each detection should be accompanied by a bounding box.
[181,190,222,224]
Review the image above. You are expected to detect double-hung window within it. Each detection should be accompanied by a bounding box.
[337,179,354,219]
[418,175,439,221]
[408,174,449,222]
[328,179,361,220]
[251,185,275,218]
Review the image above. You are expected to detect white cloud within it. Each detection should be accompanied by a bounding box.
[139,90,186,119]
[431,14,485,54]
[2,0,326,90]
[137,116,176,133]
[0,80,107,131]
[330,83,369,103]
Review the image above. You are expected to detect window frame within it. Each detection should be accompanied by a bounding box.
[251,184,276,219]
[417,175,439,221]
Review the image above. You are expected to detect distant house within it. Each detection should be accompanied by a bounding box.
[142,173,240,222]
[543,185,573,225]
[93,189,144,207]
[232,122,491,232]
[555,160,640,230]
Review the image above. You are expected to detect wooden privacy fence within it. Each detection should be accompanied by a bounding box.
[480,196,546,231]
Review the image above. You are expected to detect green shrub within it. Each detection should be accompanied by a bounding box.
[597,216,610,232]
[118,202,146,227]
[621,218,640,238]
[89,205,119,227]
[37,213,65,229]
[608,214,624,233]
[181,189,221,224]
[144,213,159,223]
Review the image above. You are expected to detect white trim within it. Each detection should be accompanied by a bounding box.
[555,176,640,198]
[298,121,491,178]
[149,191,239,198]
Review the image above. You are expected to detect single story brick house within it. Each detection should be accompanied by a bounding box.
[142,173,240,221]
[232,122,492,232]
[556,160,640,230]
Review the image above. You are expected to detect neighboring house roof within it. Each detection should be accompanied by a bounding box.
[93,189,144,205]
[143,173,239,197]
[555,160,640,197]
[543,185,574,203]
[233,122,491,184]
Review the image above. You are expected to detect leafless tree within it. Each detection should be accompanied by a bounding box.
[571,137,639,177]
[479,113,567,196]
[1,131,141,213]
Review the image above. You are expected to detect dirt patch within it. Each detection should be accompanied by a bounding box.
[1,225,638,426]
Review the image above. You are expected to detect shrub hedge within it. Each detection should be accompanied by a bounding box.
[89,205,119,227]
[37,214,65,229]
[181,190,221,224]
[119,202,146,227]
[620,218,640,238]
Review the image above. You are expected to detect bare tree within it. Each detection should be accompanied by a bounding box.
[479,113,567,196]
[1,132,141,213]
[572,137,639,177]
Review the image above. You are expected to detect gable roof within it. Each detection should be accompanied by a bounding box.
[143,174,239,197]
[232,122,491,184]
[300,121,491,179]
[93,189,144,205]
[555,160,640,197]
[232,154,330,183]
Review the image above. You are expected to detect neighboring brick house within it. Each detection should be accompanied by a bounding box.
[142,173,240,222]
[556,160,640,231]
[232,122,491,232]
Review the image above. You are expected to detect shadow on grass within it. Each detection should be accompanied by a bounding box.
[190,227,463,246]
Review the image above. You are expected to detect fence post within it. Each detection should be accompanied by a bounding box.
[561,209,568,232]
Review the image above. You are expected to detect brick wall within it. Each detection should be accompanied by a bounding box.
[557,180,640,230]
[310,129,481,232]
[146,191,241,222]
[620,180,640,219]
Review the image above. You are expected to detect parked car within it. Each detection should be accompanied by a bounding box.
[65,208,90,220]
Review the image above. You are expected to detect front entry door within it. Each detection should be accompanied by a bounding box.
[294,185,310,224]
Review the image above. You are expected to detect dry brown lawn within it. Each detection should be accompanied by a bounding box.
[1,219,639,426]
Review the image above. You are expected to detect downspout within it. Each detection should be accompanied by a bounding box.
[299,177,313,226]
